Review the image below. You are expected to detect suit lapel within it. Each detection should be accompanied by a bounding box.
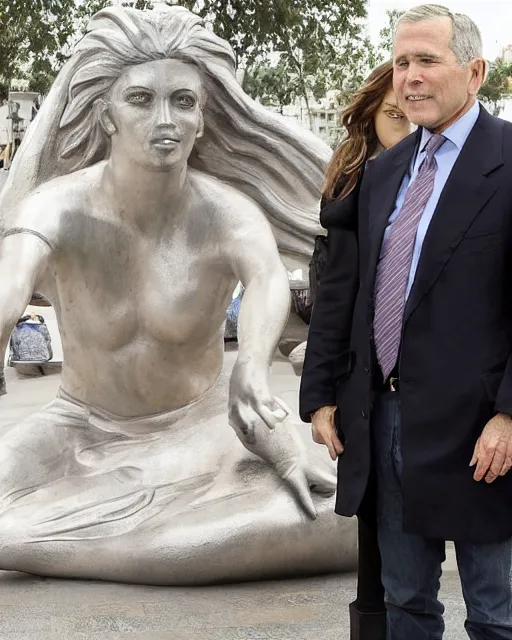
[404,106,504,322]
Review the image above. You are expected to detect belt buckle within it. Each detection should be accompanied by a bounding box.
[389,376,398,392]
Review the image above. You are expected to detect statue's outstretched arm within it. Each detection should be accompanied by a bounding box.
[224,200,334,518]
[224,199,291,442]
[0,233,53,369]
[236,244,290,371]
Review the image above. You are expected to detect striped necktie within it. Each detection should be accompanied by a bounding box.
[373,133,446,380]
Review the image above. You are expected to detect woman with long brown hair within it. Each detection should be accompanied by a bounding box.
[326,60,409,201]
[300,61,411,640]
[309,61,410,296]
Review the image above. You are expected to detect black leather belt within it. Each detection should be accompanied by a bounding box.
[386,375,399,392]
[382,366,400,393]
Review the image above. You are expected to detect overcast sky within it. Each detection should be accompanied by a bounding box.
[367,0,512,60]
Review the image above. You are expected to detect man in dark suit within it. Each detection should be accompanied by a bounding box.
[300,4,512,639]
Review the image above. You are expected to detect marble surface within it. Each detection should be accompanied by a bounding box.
[0,353,469,639]
[0,4,338,585]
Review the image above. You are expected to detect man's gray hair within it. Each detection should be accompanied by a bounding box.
[396,4,483,66]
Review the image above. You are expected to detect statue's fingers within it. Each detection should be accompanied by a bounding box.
[282,466,317,520]
[228,420,253,444]
[229,403,257,445]
[256,402,278,430]
[274,397,292,419]
[256,397,291,428]
[228,403,244,430]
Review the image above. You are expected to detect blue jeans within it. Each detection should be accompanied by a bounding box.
[372,393,512,640]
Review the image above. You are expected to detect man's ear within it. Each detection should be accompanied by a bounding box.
[482,59,490,83]
[97,99,117,136]
[469,57,487,96]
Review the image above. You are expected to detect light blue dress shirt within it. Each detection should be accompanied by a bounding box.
[384,100,481,298]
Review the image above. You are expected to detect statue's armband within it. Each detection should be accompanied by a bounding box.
[2,227,55,253]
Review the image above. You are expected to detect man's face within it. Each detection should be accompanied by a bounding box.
[393,17,484,132]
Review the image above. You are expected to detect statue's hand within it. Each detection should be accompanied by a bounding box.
[228,362,287,445]
[229,362,336,520]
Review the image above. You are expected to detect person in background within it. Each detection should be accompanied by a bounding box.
[308,61,411,306]
[303,4,512,638]
[301,60,410,640]
[10,312,53,365]
[0,293,52,395]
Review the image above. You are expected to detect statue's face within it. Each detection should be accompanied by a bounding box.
[108,58,203,170]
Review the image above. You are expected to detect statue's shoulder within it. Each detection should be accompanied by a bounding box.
[188,170,278,265]
[8,164,104,246]
[189,170,267,232]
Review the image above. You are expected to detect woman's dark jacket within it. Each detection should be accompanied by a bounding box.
[301,173,362,421]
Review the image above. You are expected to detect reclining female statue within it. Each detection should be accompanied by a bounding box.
[0,5,356,584]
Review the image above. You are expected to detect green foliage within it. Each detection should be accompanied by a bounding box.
[176,0,370,120]
[0,0,77,85]
[378,9,403,57]
[242,61,298,108]
[27,58,58,95]
[478,61,512,116]
[313,7,403,115]
[0,81,8,102]
[0,0,374,117]
[74,0,153,39]
[0,0,157,93]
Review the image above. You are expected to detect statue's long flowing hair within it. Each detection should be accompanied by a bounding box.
[0,5,330,262]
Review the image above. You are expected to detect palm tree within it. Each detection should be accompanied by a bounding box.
[478,60,512,116]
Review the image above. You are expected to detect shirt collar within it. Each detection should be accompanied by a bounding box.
[419,100,480,153]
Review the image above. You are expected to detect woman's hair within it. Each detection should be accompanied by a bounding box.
[323,61,393,202]
[1,6,331,263]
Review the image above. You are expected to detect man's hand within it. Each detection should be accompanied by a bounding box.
[471,413,512,483]
[311,405,344,461]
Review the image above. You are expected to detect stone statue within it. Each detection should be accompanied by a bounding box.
[0,5,356,585]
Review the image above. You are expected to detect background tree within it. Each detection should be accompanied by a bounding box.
[242,61,298,112]
[176,0,370,126]
[5,0,511,121]
[0,0,77,87]
[478,61,512,116]
[378,9,403,57]
[0,0,374,124]
[0,81,8,103]
[73,0,153,40]
[26,59,59,96]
